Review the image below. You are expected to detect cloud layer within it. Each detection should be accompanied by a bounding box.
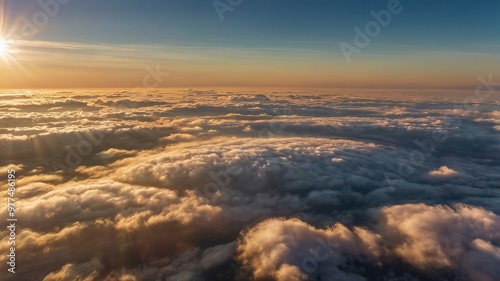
[0,89,499,280]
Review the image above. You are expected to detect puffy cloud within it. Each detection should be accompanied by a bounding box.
[427,165,460,179]
[379,204,500,272]
[161,133,197,142]
[237,204,500,281]
[237,218,376,281]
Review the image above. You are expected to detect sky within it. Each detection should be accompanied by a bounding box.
[0,0,499,89]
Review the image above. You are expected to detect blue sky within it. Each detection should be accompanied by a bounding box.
[1,0,499,88]
[13,0,498,47]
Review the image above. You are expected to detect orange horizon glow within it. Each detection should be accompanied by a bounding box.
[0,2,498,90]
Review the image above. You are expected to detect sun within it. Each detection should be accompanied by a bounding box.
[0,37,10,57]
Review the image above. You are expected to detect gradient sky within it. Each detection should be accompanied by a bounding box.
[0,0,499,89]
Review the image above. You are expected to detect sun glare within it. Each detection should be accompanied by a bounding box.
[0,37,10,57]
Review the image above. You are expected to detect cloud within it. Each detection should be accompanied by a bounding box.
[378,204,500,271]
[43,258,103,281]
[1,89,499,280]
[237,218,375,281]
[237,204,500,281]
[228,94,271,102]
[426,165,461,180]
